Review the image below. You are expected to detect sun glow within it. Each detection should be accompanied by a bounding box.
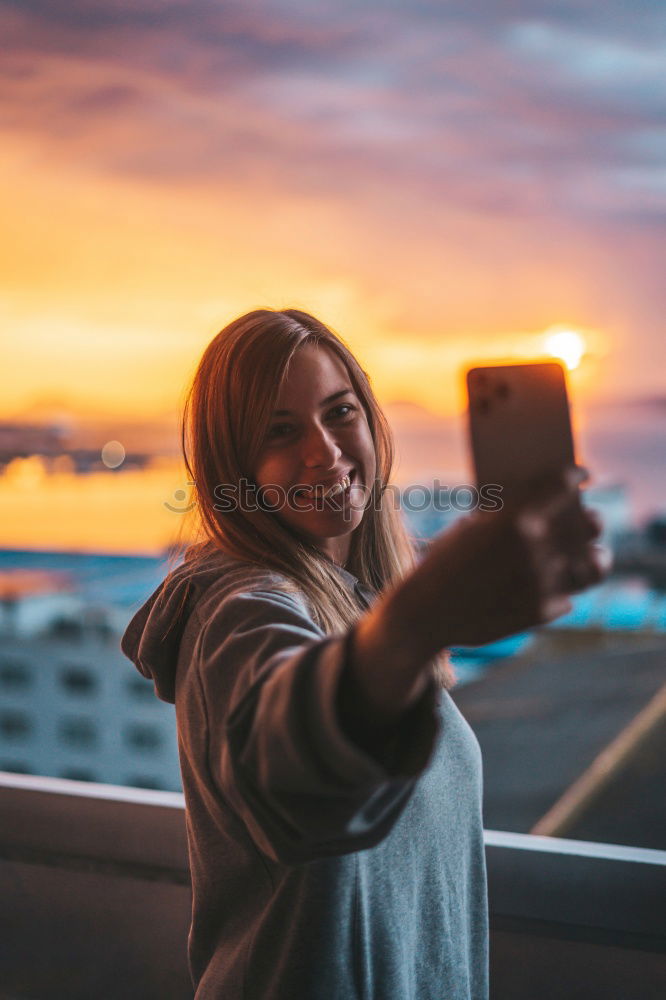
[543,328,586,371]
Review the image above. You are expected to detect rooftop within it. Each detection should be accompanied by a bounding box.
[453,632,666,842]
[2,773,665,999]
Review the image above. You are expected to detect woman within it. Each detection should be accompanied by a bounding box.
[121,308,607,999]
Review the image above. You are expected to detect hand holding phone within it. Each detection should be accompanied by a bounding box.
[464,360,610,604]
[466,361,577,506]
[356,363,610,661]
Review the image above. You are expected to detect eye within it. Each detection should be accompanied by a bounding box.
[266,423,295,440]
[265,404,357,445]
[328,403,356,420]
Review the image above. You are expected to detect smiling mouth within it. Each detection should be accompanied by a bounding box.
[294,469,356,502]
[324,472,352,499]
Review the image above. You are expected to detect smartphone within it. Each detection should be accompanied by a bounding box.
[466,362,578,505]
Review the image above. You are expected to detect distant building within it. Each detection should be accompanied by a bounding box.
[0,422,68,463]
[0,419,154,473]
[1,538,664,795]
[0,565,181,791]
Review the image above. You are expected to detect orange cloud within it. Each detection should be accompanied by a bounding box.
[1,0,664,425]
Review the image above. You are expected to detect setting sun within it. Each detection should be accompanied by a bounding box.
[543,328,586,371]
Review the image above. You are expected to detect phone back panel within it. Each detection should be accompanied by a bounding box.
[466,362,575,501]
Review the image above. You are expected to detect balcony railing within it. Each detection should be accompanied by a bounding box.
[2,772,665,999]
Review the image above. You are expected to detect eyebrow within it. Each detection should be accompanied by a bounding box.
[273,388,354,417]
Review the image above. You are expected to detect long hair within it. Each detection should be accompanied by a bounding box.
[172,308,453,688]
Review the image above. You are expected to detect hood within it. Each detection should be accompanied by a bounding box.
[121,546,249,703]
[120,545,373,704]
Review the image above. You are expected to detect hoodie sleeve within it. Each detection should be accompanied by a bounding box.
[194,586,441,865]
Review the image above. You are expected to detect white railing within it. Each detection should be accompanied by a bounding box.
[2,773,665,999]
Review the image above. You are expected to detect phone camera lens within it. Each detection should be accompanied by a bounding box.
[476,398,490,415]
[495,381,510,399]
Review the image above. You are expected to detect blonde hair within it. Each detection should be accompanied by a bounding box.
[172,308,453,688]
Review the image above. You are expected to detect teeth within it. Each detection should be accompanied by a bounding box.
[325,474,351,499]
[295,473,352,500]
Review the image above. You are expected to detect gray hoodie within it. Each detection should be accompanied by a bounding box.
[121,545,488,999]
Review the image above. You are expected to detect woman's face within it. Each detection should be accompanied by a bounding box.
[252,343,377,565]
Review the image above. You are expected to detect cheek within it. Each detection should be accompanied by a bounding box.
[253,454,295,488]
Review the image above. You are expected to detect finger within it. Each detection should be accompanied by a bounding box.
[562,559,593,594]
[538,552,569,596]
[591,542,613,577]
[539,595,573,624]
[514,508,549,544]
[571,464,591,487]
[581,507,603,540]
[559,543,613,593]
[549,502,603,553]
[517,466,587,523]
[513,499,584,560]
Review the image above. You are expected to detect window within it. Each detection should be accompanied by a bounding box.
[124,723,163,751]
[126,676,155,701]
[60,666,97,695]
[58,718,98,748]
[0,761,32,774]
[128,775,165,790]
[60,767,96,782]
[0,711,32,739]
[0,657,31,689]
[48,617,84,640]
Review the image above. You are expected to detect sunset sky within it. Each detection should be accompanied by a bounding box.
[2,0,665,423]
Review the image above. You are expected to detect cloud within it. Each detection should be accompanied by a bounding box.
[2,0,664,202]
[0,0,664,415]
[2,0,664,232]
[1,11,653,261]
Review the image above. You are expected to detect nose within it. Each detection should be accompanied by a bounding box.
[302,422,342,469]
